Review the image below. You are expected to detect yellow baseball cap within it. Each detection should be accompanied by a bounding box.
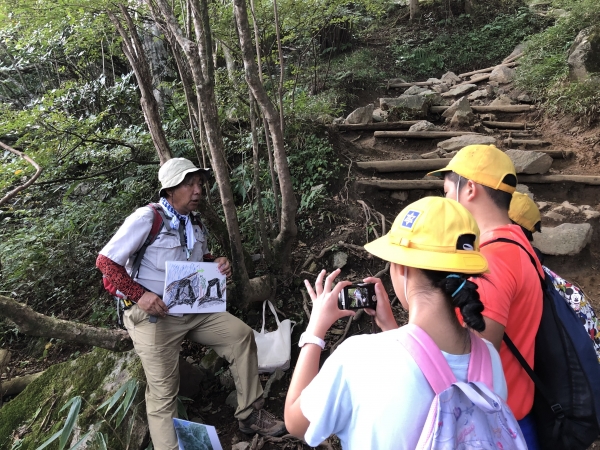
[509,192,541,233]
[364,197,488,274]
[428,145,517,194]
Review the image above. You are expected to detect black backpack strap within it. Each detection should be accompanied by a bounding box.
[130,204,165,280]
[482,237,565,426]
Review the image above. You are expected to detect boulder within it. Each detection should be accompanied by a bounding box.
[517,93,532,103]
[516,184,534,200]
[388,77,407,85]
[441,71,462,86]
[233,443,251,450]
[421,150,441,159]
[505,150,553,174]
[553,201,580,214]
[444,151,458,158]
[545,211,566,222]
[432,83,450,93]
[567,26,600,81]
[226,390,238,409]
[332,251,348,268]
[449,110,474,128]
[333,116,345,124]
[262,368,286,399]
[419,90,447,106]
[489,65,516,84]
[584,210,600,219]
[468,90,488,101]
[409,120,437,132]
[533,223,593,256]
[442,96,472,119]
[404,85,428,95]
[200,348,226,374]
[537,201,549,211]
[441,84,478,98]
[372,107,387,122]
[489,94,514,106]
[381,95,429,118]
[0,349,148,450]
[437,135,496,152]
[345,104,374,124]
[427,78,442,84]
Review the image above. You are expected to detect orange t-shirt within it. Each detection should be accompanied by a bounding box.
[474,225,543,420]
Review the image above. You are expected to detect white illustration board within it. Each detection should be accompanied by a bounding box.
[164,261,226,314]
[173,418,223,450]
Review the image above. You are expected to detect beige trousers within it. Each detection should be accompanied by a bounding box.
[124,306,263,450]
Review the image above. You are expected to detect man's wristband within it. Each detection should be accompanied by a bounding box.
[298,332,325,350]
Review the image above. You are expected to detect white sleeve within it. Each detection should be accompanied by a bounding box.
[300,346,354,447]
[99,207,154,266]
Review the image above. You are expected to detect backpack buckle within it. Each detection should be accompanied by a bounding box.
[551,403,565,418]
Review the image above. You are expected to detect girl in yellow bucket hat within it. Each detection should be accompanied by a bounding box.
[284,197,510,449]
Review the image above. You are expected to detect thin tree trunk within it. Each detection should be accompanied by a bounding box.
[232,0,297,273]
[107,6,172,165]
[249,92,271,265]
[0,142,43,206]
[409,0,421,20]
[272,0,285,135]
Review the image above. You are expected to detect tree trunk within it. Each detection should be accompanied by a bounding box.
[221,41,237,81]
[465,0,474,15]
[232,0,298,274]
[107,7,172,165]
[272,0,285,135]
[409,0,421,20]
[0,295,132,352]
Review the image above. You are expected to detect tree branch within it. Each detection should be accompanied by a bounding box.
[0,141,43,206]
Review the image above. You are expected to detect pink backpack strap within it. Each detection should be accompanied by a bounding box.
[397,324,456,394]
[467,332,494,389]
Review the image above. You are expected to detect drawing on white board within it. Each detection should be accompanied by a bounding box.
[164,262,226,314]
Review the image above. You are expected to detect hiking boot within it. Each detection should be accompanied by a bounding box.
[238,399,286,437]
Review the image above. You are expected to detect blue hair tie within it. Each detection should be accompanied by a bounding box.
[446,274,466,298]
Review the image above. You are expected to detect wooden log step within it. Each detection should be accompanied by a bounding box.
[388,80,434,89]
[483,121,531,129]
[504,138,550,147]
[501,131,537,138]
[430,105,535,114]
[518,175,600,185]
[455,74,490,86]
[357,159,448,172]
[374,131,479,139]
[357,179,444,190]
[459,62,518,78]
[334,121,420,131]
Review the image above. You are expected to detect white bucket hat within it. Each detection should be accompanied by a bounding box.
[158,158,211,196]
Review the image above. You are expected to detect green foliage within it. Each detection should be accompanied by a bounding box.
[392,8,548,78]
[515,0,600,119]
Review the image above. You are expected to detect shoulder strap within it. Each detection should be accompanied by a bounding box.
[398,324,457,394]
[130,204,164,280]
[467,333,494,389]
[480,237,544,282]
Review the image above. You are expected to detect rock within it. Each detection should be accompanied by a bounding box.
[442,96,472,119]
[581,205,592,210]
[219,369,236,391]
[441,84,478,98]
[506,43,525,61]
[437,134,497,152]
[388,77,407,85]
[200,348,226,374]
[485,85,497,97]
[584,210,600,219]
[444,151,458,158]
[468,90,488,101]
[372,108,387,122]
[0,349,148,450]
[332,251,348,268]
[449,110,473,128]
[517,93,532,103]
[308,261,318,273]
[404,85,428,95]
[419,90,447,106]
[226,390,238,409]
[427,78,442,84]
[505,150,553,174]
[568,26,600,81]
[441,71,462,86]
[516,184,534,200]
[489,94,514,106]
[409,120,437,132]
[544,211,566,221]
[421,150,441,159]
[345,104,374,124]
[489,65,516,84]
[553,201,580,214]
[391,191,409,201]
[262,368,285,399]
[533,223,593,256]
[537,202,548,211]
[432,83,450,93]
[316,114,334,124]
[333,116,345,125]
[480,113,497,121]
[232,443,251,450]
[382,95,429,118]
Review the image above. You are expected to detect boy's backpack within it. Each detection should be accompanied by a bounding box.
[482,237,600,449]
[398,324,527,450]
[543,266,600,363]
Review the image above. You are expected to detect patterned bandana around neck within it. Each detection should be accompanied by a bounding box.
[159,197,196,258]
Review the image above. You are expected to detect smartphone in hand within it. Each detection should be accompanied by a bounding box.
[338,283,377,310]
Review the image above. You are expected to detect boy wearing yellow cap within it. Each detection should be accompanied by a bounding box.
[284,197,508,449]
[429,145,544,448]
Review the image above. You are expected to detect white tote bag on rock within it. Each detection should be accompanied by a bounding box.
[253,300,295,374]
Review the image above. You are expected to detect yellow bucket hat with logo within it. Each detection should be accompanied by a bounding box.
[428,144,517,194]
[509,192,542,233]
[364,197,488,274]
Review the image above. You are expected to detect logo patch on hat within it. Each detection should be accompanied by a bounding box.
[401,210,420,229]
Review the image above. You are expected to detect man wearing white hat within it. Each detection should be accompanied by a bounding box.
[97,158,285,450]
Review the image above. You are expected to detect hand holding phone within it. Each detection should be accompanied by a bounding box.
[338,283,377,310]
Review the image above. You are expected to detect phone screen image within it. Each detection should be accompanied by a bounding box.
[339,283,376,310]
